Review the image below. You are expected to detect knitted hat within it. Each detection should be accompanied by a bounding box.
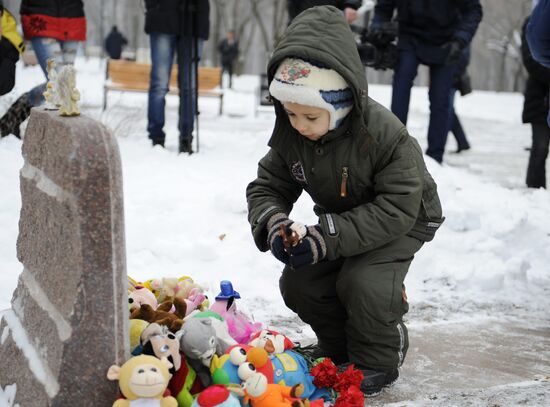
[270,58,354,130]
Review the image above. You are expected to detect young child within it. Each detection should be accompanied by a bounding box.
[246,6,444,396]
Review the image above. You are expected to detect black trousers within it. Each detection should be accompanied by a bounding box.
[279,234,423,371]
[526,123,550,189]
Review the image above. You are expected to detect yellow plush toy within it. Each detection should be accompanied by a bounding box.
[107,355,177,407]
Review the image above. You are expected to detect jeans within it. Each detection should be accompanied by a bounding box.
[526,123,550,188]
[391,48,456,163]
[27,37,80,107]
[147,32,203,143]
[449,89,470,150]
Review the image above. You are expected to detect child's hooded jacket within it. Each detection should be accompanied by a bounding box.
[246,6,443,261]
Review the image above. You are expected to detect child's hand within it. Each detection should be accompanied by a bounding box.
[287,225,327,269]
[267,213,294,265]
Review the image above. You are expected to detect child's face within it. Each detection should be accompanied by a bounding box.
[283,102,330,141]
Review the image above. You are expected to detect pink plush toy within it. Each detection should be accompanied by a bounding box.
[210,281,262,344]
[185,287,207,316]
[128,286,158,312]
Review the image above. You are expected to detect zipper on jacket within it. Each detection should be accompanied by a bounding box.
[340,167,349,198]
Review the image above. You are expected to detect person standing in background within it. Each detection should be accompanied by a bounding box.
[448,47,472,154]
[0,0,86,138]
[522,14,550,189]
[371,0,482,164]
[105,25,128,60]
[218,30,238,89]
[144,0,210,154]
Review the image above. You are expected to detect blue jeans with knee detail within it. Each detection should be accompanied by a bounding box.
[27,37,80,107]
[147,32,203,143]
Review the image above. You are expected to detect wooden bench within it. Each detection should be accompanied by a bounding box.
[103,60,223,115]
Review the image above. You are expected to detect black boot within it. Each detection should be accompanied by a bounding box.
[0,93,32,139]
[358,367,399,396]
[178,138,193,155]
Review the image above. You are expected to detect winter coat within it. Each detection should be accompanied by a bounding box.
[20,0,86,41]
[144,0,210,40]
[373,0,482,65]
[218,39,238,66]
[527,0,550,68]
[246,6,443,260]
[522,17,550,125]
[105,27,128,60]
[287,0,362,22]
[0,7,24,95]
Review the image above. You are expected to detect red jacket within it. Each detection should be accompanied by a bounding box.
[20,0,86,41]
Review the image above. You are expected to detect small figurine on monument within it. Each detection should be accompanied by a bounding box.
[57,65,81,116]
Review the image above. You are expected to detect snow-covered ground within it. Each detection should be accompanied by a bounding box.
[1,57,549,406]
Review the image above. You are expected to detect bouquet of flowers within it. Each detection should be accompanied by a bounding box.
[310,358,364,407]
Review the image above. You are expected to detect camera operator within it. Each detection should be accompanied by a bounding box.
[371,0,482,164]
[287,0,361,23]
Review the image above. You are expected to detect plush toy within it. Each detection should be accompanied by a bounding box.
[210,347,329,401]
[211,346,274,385]
[129,319,150,355]
[145,276,205,304]
[131,297,187,333]
[191,385,241,407]
[178,317,231,368]
[210,280,263,344]
[248,330,294,355]
[129,286,158,312]
[240,372,316,407]
[106,355,177,407]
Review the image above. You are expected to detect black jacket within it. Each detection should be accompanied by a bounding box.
[287,0,361,22]
[373,0,482,64]
[218,39,238,65]
[105,27,128,60]
[0,39,18,95]
[145,0,210,40]
[20,0,84,17]
[521,17,550,124]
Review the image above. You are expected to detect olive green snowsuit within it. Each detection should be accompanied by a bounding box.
[246,6,443,371]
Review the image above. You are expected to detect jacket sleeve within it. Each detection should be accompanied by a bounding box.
[246,148,303,252]
[319,129,423,260]
[0,39,18,96]
[522,18,550,84]
[371,0,396,28]
[454,0,483,46]
[527,0,550,68]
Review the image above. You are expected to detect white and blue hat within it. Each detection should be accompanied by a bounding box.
[269,58,354,130]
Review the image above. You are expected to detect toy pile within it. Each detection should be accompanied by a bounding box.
[107,276,364,407]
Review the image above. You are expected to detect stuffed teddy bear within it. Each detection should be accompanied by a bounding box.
[130,297,187,333]
[106,355,177,407]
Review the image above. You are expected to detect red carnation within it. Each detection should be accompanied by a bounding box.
[333,385,364,407]
[333,364,364,393]
[310,358,338,388]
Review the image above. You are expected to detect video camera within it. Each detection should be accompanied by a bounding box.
[351,21,398,71]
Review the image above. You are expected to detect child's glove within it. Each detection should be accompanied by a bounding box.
[287,225,327,269]
[267,213,293,264]
[267,213,307,265]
